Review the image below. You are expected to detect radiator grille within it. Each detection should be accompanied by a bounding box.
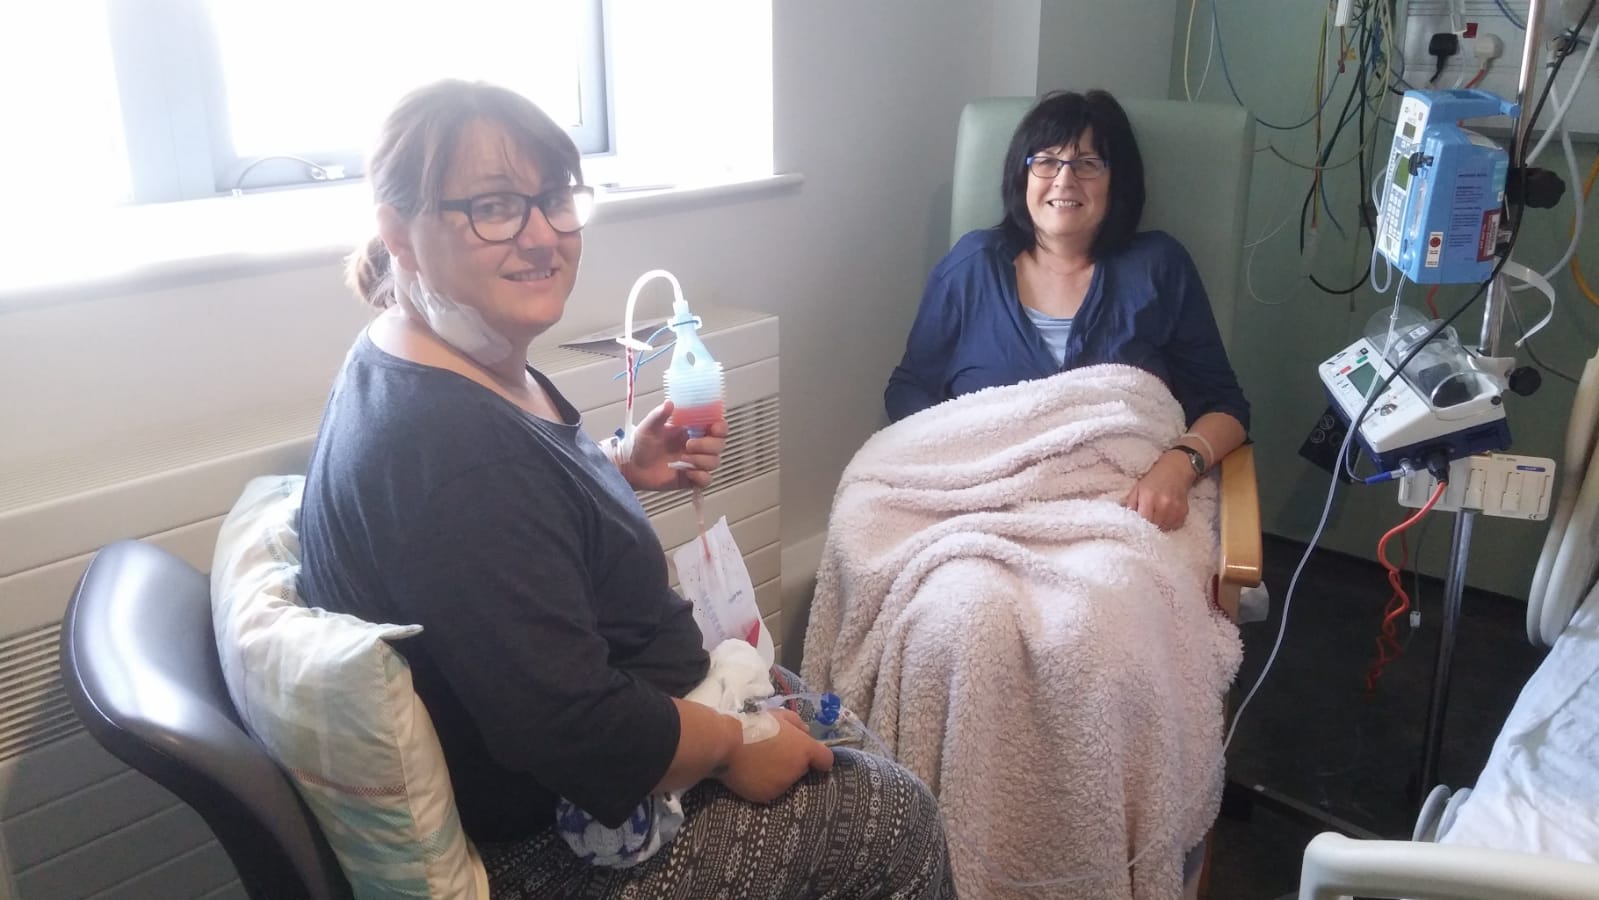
[532,307,770,373]
[0,623,73,762]
[2,405,324,514]
[527,342,612,373]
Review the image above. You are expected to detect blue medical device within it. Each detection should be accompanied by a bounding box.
[1318,89,1524,473]
[1374,90,1518,285]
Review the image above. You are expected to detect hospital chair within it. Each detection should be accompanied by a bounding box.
[949,96,1263,618]
[59,539,353,900]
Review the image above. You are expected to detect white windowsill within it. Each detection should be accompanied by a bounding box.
[0,172,803,311]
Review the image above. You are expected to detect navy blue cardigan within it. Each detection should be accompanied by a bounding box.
[885,228,1250,430]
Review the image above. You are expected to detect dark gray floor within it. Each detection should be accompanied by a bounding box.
[1206,533,1549,899]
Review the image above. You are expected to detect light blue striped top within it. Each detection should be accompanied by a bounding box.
[1023,304,1073,368]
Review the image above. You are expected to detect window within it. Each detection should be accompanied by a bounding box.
[0,4,132,209]
[2,0,608,207]
[594,0,772,189]
[0,0,772,294]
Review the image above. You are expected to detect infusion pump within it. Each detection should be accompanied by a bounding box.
[1319,322,1511,472]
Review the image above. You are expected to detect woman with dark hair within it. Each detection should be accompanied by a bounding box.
[885,89,1248,529]
[298,79,954,898]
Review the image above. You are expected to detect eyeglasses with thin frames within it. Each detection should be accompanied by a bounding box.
[1024,155,1108,180]
[439,185,597,243]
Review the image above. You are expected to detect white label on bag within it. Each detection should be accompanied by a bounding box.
[672,516,773,667]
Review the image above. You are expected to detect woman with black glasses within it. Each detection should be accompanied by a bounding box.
[298,80,953,898]
[885,89,1249,530]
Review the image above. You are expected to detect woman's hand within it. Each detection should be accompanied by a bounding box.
[621,401,729,492]
[716,709,834,803]
[1123,450,1199,530]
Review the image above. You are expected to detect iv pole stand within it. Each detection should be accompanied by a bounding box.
[1416,0,1547,801]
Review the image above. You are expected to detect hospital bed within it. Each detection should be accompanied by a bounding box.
[1297,580,1599,899]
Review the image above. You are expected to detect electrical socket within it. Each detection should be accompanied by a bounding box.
[1395,452,1556,521]
[1402,5,1599,135]
[1474,33,1504,63]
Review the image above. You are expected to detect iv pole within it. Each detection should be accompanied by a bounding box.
[1416,0,1548,800]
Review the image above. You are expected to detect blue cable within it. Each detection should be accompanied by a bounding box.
[1492,0,1586,47]
[1494,0,1526,30]
[632,343,672,382]
[1210,0,1344,131]
[611,326,673,382]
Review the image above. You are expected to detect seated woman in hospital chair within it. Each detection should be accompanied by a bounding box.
[885,89,1249,526]
[805,89,1249,898]
[297,79,954,899]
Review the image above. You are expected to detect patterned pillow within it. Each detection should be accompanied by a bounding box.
[210,475,488,899]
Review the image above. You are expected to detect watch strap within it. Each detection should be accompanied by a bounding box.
[1170,444,1207,476]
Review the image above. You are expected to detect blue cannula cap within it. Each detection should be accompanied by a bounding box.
[818,692,842,726]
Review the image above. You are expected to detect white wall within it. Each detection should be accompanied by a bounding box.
[989,0,1045,97]
[1036,0,1178,97]
[0,0,1173,615]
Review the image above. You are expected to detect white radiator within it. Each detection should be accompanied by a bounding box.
[0,306,780,900]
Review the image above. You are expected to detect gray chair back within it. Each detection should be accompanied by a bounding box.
[60,539,352,900]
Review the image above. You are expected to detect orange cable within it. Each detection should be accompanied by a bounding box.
[1572,148,1599,308]
[1366,480,1447,692]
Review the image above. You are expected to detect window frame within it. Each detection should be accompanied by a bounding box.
[104,0,612,204]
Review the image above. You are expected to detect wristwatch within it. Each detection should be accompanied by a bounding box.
[1169,444,1207,478]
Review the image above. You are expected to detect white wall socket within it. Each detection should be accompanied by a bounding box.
[1395,452,1555,521]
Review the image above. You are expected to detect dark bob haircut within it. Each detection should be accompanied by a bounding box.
[998,89,1145,259]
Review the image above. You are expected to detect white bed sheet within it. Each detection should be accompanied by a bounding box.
[1439,583,1599,863]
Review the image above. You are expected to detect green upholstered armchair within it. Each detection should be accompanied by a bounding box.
[947,97,1263,618]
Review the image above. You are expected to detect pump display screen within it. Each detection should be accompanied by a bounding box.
[1347,362,1378,396]
[1392,153,1412,190]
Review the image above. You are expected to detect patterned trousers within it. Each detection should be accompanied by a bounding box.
[480,670,955,900]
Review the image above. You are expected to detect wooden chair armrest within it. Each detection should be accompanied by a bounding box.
[1215,444,1263,622]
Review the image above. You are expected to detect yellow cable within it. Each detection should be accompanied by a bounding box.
[1268,141,1367,173]
[1184,0,1201,101]
[1573,149,1599,307]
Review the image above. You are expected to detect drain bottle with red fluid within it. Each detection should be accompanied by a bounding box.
[662,298,725,437]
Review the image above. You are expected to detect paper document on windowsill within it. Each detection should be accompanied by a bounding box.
[559,317,668,358]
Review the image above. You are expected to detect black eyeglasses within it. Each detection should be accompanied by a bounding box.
[1024,155,1108,180]
[439,185,596,242]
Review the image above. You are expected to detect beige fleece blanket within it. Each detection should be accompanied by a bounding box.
[802,365,1242,899]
